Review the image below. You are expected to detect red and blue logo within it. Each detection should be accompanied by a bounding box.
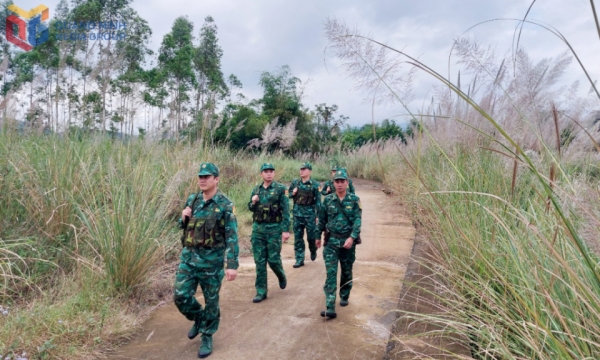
[5,4,49,51]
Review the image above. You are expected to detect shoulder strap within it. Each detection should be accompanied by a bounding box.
[190,191,202,212]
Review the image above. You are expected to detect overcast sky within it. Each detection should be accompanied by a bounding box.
[14,0,600,126]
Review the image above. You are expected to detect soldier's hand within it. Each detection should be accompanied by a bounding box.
[316,239,322,248]
[182,207,192,219]
[282,232,291,243]
[343,237,354,249]
[292,188,298,196]
[252,195,259,203]
[225,269,237,281]
[326,186,330,193]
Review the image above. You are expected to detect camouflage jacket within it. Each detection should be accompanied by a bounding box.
[320,178,355,196]
[247,181,290,233]
[317,192,362,239]
[288,178,321,217]
[178,190,239,270]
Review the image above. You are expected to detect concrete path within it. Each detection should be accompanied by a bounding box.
[109,179,415,360]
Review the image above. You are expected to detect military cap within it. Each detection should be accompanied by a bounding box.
[333,169,348,180]
[198,162,219,176]
[260,162,275,172]
[300,162,312,170]
[331,165,338,171]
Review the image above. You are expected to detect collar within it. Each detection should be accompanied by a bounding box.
[200,190,223,205]
[334,192,349,202]
[261,181,275,190]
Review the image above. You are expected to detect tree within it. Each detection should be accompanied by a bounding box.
[158,16,195,134]
[192,16,227,143]
[257,65,315,152]
[314,103,348,148]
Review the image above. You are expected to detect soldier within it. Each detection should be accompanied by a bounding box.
[321,165,355,196]
[288,162,321,268]
[248,162,290,303]
[317,169,362,319]
[174,162,239,358]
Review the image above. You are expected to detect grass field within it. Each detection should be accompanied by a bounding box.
[0,130,332,359]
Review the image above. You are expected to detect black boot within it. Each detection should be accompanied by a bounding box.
[187,317,201,340]
[252,294,267,303]
[320,310,337,319]
[198,334,213,358]
[293,261,304,268]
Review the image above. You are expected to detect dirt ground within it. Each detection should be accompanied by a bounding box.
[108,179,415,360]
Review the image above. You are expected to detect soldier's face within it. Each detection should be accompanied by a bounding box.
[331,170,337,178]
[261,169,275,182]
[334,179,347,193]
[300,167,311,177]
[198,175,219,191]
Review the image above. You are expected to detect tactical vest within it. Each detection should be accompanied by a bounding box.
[295,187,316,205]
[253,187,283,223]
[184,206,226,248]
[253,202,283,223]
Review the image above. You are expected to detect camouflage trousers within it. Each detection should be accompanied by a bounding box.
[251,230,286,297]
[173,247,225,336]
[293,215,318,262]
[323,236,356,311]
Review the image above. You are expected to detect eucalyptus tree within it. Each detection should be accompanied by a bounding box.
[192,16,227,142]
[158,16,195,134]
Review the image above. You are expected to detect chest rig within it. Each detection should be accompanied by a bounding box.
[294,180,316,205]
[183,193,226,248]
[253,185,283,223]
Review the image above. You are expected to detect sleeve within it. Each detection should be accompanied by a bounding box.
[178,193,196,229]
[350,197,362,240]
[320,181,329,196]
[280,185,290,232]
[314,181,321,214]
[224,203,240,270]
[317,197,328,236]
[248,186,258,212]
[288,180,296,199]
[348,179,356,194]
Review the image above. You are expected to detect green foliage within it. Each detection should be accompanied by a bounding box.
[340,119,407,148]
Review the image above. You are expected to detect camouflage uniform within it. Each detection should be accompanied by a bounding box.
[174,163,239,339]
[321,167,355,196]
[248,163,290,298]
[317,169,362,313]
[289,162,321,264]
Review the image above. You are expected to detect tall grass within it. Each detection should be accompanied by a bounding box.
[326,10,600,359]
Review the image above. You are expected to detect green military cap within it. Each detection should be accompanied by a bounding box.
[333,169,348,180]
[260,162,275,172]
[331,165,338,171]
[198,162,219,176]
[300,162,312,170]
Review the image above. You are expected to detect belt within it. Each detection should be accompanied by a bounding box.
[254,219,282,224]
[329,231,352,239]
[183,240,224,249]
